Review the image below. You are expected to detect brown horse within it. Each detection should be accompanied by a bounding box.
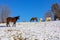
[30,17,38,22]
[6,16,20,27]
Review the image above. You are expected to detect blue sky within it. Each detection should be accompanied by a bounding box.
[0,0,60,22]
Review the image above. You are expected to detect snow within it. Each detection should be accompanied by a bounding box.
[0,21,60,40]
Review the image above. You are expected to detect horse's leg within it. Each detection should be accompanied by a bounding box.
[13,23,16,27]
[8,23,10,27]
[7,22,11,27]
[14,23,16,27]
[9,23,11,27]
[13,22,16,27]
[6,22,8,27]
[14,22,16,27]
[6,21,7,27]
[33,20,35,22]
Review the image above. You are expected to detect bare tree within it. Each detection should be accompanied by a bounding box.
[51,3,59,12]
[1,6,11,23]
[51,3,60,20]
[45,11,53,21]
[45,11,52,17]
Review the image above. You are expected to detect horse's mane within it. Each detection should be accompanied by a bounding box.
[14,16,19,20]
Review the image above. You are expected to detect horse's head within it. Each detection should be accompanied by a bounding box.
[17,16,20,19]
[15,16,20,20]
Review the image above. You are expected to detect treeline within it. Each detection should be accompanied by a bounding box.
[0,5,11,23]
[0,3,60,23]
[45,3,60,21]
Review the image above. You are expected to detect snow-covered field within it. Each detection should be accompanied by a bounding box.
[0,21,60,40]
